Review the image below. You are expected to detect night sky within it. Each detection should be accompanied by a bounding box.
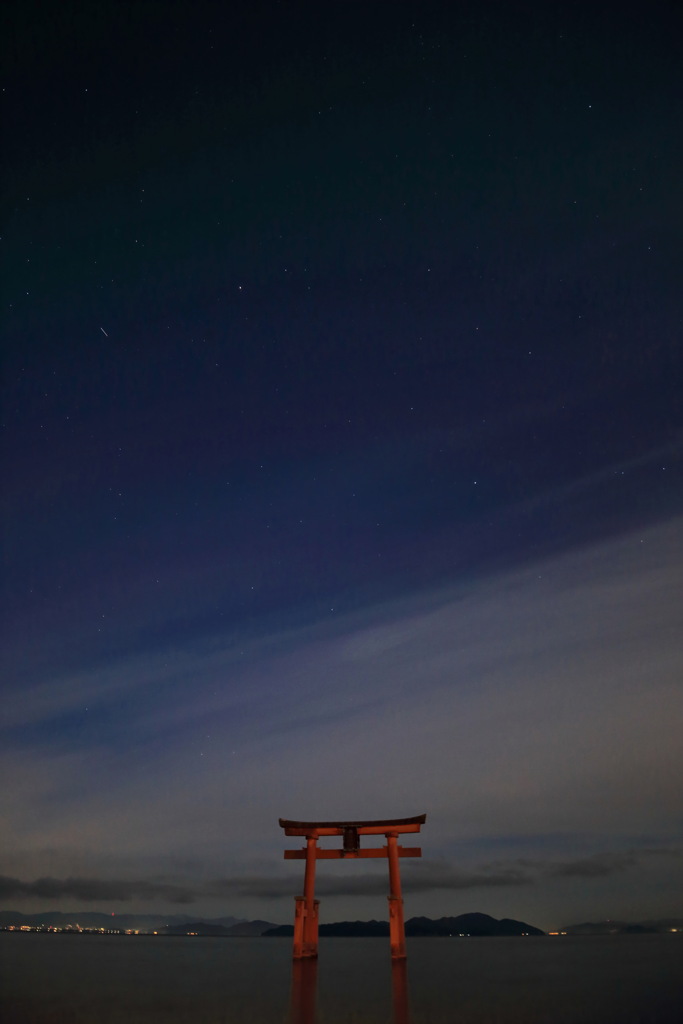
[2,1,682,930]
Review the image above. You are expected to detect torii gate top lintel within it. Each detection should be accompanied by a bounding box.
[279,813,425,836]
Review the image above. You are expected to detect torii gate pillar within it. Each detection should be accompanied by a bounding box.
[292,836,320,958]
[280,815,426,960]
[386,832,406,958]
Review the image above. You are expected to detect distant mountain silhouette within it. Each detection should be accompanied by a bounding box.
[224,919,277,936]
[265,920,387,937]
[265,913,543,937]
[8,909,678,937]
[0,917,240,933]
[321,920,389,937]
[407,913,544,936]
[161,920,276,936]
[562,918,683,935]
[0,910,243,931]
[161,922,231,936]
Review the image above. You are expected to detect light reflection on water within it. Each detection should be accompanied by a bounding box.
[1,933,682,1023]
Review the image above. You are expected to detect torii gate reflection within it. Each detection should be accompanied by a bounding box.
[279,814,425,960]
[288,957,410,1024]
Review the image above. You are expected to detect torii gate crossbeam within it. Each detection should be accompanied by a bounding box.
[280,815,426,960]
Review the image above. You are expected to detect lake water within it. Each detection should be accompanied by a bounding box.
[1,933,681,1023]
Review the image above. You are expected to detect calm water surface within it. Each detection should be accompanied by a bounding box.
[1,933,681,1024]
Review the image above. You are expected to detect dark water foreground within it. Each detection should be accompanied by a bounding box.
[1,933,681,1024]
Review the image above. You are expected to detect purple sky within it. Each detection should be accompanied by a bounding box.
[2,1,682,930]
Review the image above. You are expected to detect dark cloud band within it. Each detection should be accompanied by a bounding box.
[3,847,677,904]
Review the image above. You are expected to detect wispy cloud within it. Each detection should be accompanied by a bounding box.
[545,853,637,879]
[0,875,196,904]
[3,847,679,905]
[1,516,681,924]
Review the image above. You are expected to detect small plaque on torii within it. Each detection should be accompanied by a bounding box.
[279,814,426,960]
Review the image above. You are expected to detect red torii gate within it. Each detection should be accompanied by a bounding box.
[280,814,426,960]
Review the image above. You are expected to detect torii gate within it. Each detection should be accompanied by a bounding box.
[280,814,426,960]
